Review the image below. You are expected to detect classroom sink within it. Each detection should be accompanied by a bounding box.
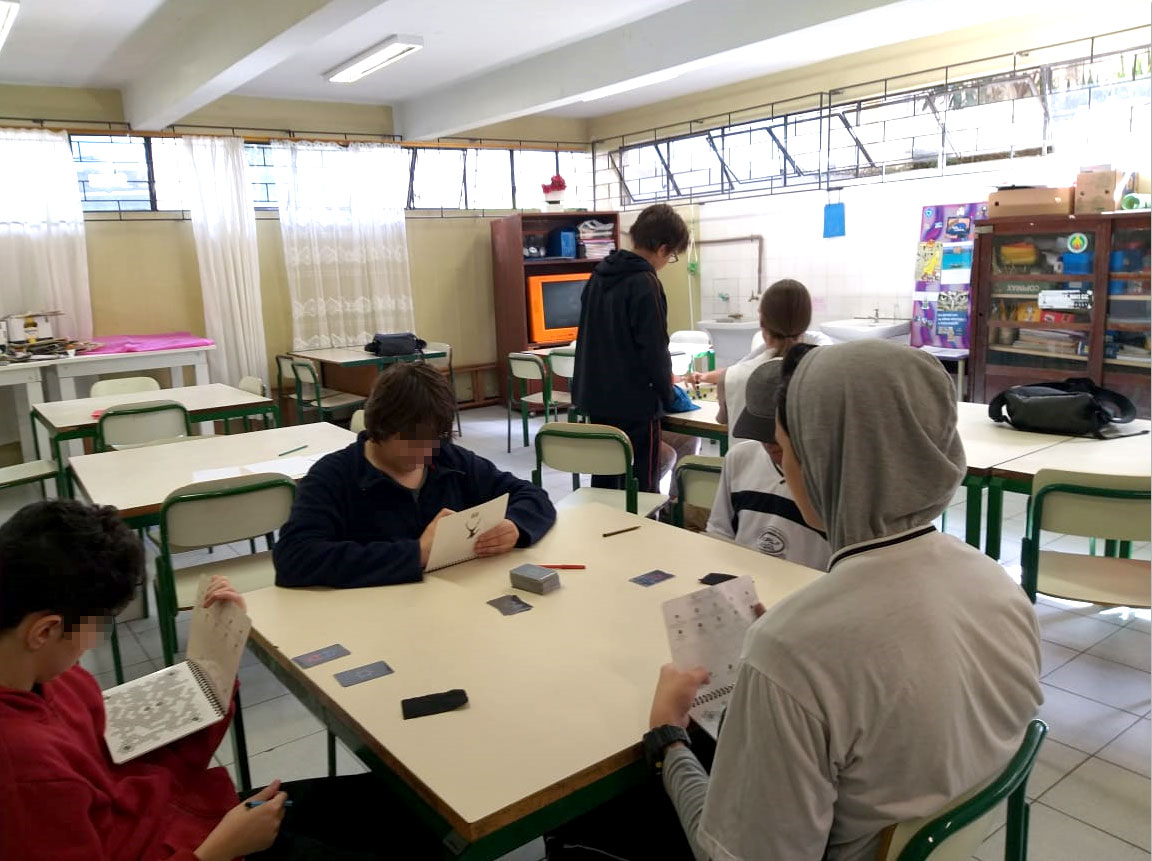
[819,318,911,342]
[697,318,759,367]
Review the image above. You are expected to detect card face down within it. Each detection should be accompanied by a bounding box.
[334,661,394,687]
[487,594,533,615]
[292,644,350,668]
[631,569,675,587]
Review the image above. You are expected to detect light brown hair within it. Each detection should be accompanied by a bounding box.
[364,362,456,441]
[759,278,812,343]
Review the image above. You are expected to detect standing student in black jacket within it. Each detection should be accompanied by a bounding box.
[273,362,556,589]
[572,204,690,493]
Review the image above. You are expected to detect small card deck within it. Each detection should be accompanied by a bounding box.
[509,563,561,595]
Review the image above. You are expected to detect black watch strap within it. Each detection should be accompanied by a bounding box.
[643,724,690,772]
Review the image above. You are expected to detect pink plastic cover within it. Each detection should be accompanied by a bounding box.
[82,333,214,355]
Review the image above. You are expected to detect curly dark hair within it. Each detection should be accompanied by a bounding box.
[0,501,144,631]
[364,362,456,442]
[629,203,690,254]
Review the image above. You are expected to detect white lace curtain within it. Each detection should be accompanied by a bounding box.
[271,141,414,350]
[0,128,93,339]
[181,136,268,385]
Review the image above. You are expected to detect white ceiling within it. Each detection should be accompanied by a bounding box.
[0,0,1146,136]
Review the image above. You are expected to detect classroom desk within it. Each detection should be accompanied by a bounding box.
[242,502,821,860]
[43,345,215,401]
[290,346,448,368]
[0,362,47,462]
[982,420,1152,560]
[70,422,354,526]
[663,397,727,454]
[33,384,280,495]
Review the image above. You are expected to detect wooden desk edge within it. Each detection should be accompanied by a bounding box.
[247,625,643,844]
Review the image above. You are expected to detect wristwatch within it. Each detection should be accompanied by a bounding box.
[643,724,690,773]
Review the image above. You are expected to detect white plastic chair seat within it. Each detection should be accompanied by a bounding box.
[312,392,366,409]
[1035,551,1151,608]
[676,456,724,509]
[557,487,668,518]
[0,460,57,488]
[173,552,275,609]
[524,390,572,407]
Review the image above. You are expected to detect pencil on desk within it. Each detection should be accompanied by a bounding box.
[278,444,308,457]
[602,525,641,538]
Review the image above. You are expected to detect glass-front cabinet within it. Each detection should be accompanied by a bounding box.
[972,212,1150,417]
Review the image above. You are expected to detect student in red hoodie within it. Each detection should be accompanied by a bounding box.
[0,500,437,860]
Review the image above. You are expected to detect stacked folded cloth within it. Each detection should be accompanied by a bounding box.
[578,219,616,260]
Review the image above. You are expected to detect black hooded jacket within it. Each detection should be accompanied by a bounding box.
[572,249,676,420]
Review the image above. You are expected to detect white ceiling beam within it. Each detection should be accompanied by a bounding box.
[121,0,384,130]
[393,0,904,139]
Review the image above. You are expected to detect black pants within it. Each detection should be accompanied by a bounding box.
[588,414,662,494]
[246,773,442,860]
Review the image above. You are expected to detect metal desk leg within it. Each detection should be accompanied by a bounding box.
[964,477,984,549]
[985,477,1005,560]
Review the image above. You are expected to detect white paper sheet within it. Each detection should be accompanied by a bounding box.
[662,575,760,738]
[425,494,509,572]
[191,466,246,483]
[242,455,320,478]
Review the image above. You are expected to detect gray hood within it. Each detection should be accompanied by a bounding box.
[785,340,965,553]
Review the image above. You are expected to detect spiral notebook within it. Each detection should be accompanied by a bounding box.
[103,577,251,764]
[662,575,760,738]
[424,494,509,572]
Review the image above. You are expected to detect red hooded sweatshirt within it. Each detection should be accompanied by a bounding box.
[0,664,239,860]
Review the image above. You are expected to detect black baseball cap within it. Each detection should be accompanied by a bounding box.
[732,360,784,444]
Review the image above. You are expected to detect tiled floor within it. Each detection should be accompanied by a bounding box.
[4,405,1149,860]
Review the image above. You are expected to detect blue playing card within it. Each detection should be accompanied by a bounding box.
[630,569,675,587]
[291,643,350,668]
[334,661,394,687]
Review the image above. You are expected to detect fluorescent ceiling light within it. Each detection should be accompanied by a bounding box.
[0,1,19,55]
[580,67,683,103]
[326,34,423,83]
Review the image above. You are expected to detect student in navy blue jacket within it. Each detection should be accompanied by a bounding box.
[273,362,556,589]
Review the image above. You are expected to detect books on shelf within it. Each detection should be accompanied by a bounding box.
[578,239,615,259]
[1013,328,1085,355]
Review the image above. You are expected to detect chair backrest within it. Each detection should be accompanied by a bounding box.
[237,375,267,397]
[423,341,452,370]
[1030,469,1151,541]
[669,330,711,347]
[508,352,547,382]
[549,348,576,380]
[880,720,1048,861]
[275,354,299,395]
[350,409,365,433]
[536,422,632,476]
[160,473,297,551]
[674,455,724,509]
[750,330,766,353]
[90,376,161,397]
[291,361,323,404]
[97,401,191,450]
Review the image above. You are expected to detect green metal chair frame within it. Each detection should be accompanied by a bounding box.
[95,401,192,452]
[275,354,301,425]
[226,376,269,434]
[507,352,565,452]
[546,347,584,424]
[532,422,640,513]
[155,475,298,793]
[672,456,724,527]
[424,341,462,436]
[892,719,1048,861]
[291,361,367,425]
[1021,482,1151,605]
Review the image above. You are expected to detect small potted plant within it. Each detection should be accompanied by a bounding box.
[541,174,566,210]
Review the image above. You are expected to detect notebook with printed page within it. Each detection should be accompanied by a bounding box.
[424,494,509,572]
[102,577,250,763]
[662,575,760,738]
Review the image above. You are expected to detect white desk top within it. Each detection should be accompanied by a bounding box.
[993,420,1152,481]
[70,423,355,518]
[243,502,822,840]
[291,346,448,366]
[954,401,1070,473]
[33,383,270,432]
[664,397,724,433]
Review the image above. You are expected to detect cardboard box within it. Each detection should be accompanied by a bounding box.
[988,187,1074,218]
[1075,169,1135,214]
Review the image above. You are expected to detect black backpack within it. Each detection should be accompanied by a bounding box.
[989,377,1146,439]
[364,332,426,357]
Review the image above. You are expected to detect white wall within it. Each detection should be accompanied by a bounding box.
[694,159,1069,329]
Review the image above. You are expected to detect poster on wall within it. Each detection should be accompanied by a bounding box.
[911,202,987,349]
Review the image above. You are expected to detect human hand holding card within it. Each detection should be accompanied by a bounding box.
[424,495,509,571]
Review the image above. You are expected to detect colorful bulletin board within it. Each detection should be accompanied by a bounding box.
[911,202,988,348]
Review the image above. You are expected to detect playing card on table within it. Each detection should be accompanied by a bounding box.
[630,569,675,587]
[334,661,394,687]
[487,594,533,616]
[291,643,350,668]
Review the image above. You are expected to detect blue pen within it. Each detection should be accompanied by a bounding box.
[245,799,293,809]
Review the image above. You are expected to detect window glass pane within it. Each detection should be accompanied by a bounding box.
[70,135,151,212]
[411,148,465,208]
[465,148,513,210]
[513,150,559,210]
[149,137,186,210]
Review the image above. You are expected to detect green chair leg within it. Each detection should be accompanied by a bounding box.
[110,623,125,685]
[231,688,252,793]
[1119,540,1132,558]
[506,379,514,453]
[520,397,530,448]
[1104,539,1119,557]
[449,366,461,436]
[327,730,337,777]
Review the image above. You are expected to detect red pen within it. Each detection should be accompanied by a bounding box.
[542,564,585,570]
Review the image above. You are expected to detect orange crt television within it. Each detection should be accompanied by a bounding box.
[527,271,586,343]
